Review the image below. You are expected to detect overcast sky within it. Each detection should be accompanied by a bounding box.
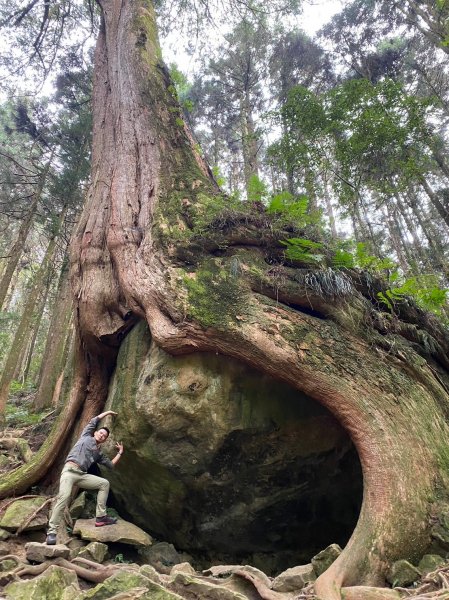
[161,0,343,76]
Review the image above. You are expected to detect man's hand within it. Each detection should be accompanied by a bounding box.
[112,441,124,466]
[97,410,118,419]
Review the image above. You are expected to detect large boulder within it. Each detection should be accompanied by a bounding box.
[4,564,80,599]
[82,570,182,599]
[73,518,152,546]
[104,322,362,572]
[0,497,49,532]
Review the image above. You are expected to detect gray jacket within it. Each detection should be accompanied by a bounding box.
[66,417,114,472]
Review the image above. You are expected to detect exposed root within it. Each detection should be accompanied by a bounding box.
[11,555,125,584]
[0,494,41,513]
[234,569,287,599]
[15,497,52,535]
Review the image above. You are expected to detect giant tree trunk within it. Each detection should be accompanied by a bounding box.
[40,1,449,598]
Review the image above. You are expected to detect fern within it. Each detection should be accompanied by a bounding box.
[281,237,325,265]
[377,275,448,317]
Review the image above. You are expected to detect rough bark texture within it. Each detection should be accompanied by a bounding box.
[65,2,449,599]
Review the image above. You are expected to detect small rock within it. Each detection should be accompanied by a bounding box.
[418,554,445,576]
[66,536,87,559]
[272,563,316,592]
[4,564,80,599]
[139,563,164,584]
[73,518,152,546]
[0,540,11,555]
[78,541,108,563]
[387,559,421,587]
[311,543,342,576]
[139,542,181,570]
[170,562,196,575]
[25,541,70,563]
[172,572,248,599]
[0,496,49,532]
[0,528,11,541]
[69,491,86,520]
[0,557,18,572]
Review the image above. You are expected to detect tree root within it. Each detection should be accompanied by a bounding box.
[0,351,86,500]
[0,494,41,514]
[10,555,124,584]
[233,569,286,600]
[15,497,52,535]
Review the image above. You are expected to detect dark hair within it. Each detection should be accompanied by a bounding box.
[98,426,110,436]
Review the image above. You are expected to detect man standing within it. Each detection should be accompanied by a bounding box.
[46,410,124,545]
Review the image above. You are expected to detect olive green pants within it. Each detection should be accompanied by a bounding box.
[47,464,110,534]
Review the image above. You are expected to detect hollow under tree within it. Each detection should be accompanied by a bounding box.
[2,2,449,599]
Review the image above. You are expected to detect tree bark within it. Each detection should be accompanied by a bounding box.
[0,156,52,310]
[420,177,449,229]
[0,206,67,419]
[18,2,449,599]
[34,255,73,410]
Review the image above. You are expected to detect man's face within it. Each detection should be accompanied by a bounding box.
[94,428,109,444]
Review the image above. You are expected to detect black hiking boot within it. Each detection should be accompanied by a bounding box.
[46,533,57,545]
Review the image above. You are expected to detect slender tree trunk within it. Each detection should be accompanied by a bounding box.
[21,271,53,385]
[420,177,449,228]
[0,206,67,419]
[323,174,338,237]
[406,191,448,276]
[34,255,73,410]
[0,156,52,310]
[382,204,409,273]
[240,91,260,198]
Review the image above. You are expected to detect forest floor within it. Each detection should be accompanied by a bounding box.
[2,396,449,599]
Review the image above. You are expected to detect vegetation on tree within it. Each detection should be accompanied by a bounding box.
[0,1,448,599]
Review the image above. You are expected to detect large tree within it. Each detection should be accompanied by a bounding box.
[1,2,449,600]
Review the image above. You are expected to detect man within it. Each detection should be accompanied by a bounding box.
[46,410,124,545]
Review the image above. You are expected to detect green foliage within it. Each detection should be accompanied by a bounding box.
[378,275,448,316]
[113,553,132,564]
[331,241,396,273]
[5,401,41,426]
[169,63,194,113]
[247,174,268,203]
[268,192,323,228]
[332,248,355,269]
[212,165,226,188]
[281,237,325,265]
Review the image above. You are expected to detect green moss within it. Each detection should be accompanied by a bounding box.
[133,1,162,64]
[183,260,246,328]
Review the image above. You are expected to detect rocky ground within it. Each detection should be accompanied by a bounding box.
[0,492,449,599]
[1,402,449,599]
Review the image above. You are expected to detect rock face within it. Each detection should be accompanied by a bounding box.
[104,322,363,572]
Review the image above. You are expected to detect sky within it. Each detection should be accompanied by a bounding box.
[161,0,344,77]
